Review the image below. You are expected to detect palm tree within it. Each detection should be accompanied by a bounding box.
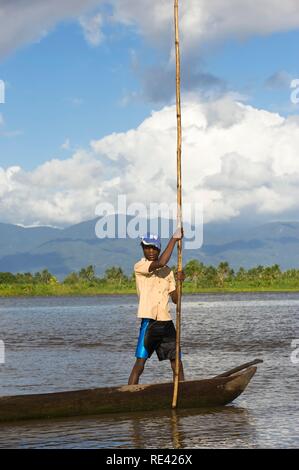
[184,260,204,285]
[79,265,96,282]
[104,266,128,285]
[216,262,233,287]
[64,272,80,284]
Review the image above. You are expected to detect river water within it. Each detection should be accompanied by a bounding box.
[0,293,298,448]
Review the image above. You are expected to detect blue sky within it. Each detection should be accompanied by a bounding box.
[0,1,299,227]
[0,20,152,169]
[206,30,299,111]
[0,10,298,171]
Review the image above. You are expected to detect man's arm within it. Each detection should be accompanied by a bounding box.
[170,271,185,304]
[148,228,183,272]
[170,289,178,304]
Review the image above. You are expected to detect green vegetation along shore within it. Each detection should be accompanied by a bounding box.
[1,261,299,297]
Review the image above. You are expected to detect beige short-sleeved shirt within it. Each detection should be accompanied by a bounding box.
[134,258,176,320]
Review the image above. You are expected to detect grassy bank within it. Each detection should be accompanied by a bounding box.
[0,283,136,297]
[1,282,299,297]
[1,261,299,297]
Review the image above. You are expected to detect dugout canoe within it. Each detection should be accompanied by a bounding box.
[0,359,262,423]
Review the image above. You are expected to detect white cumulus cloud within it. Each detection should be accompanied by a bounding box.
[1,96,299,226]
[0,0,102,57]
[1,0,299,58]
[111,0,299,53]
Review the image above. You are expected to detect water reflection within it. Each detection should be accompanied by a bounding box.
[0,406,256,449]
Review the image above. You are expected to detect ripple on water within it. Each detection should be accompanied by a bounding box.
[0,293,298,448]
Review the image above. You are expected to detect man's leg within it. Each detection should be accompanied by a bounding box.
[170,359,185,381]
[128,358,147,385]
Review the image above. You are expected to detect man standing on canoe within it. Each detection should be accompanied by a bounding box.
[128,229,185,385]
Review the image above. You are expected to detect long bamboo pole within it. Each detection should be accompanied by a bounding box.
[172,0,183,410]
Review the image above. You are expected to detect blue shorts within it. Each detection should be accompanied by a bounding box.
[135,319,177,362]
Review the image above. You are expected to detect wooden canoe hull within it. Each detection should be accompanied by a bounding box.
[0,366,257,423]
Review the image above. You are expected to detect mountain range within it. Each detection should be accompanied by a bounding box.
[0,217,299,279]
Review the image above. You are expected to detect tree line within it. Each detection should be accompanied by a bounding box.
[0,261,299,288]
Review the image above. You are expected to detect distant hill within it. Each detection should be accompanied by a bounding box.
[0,222,61,255]
[0,218,299,279]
